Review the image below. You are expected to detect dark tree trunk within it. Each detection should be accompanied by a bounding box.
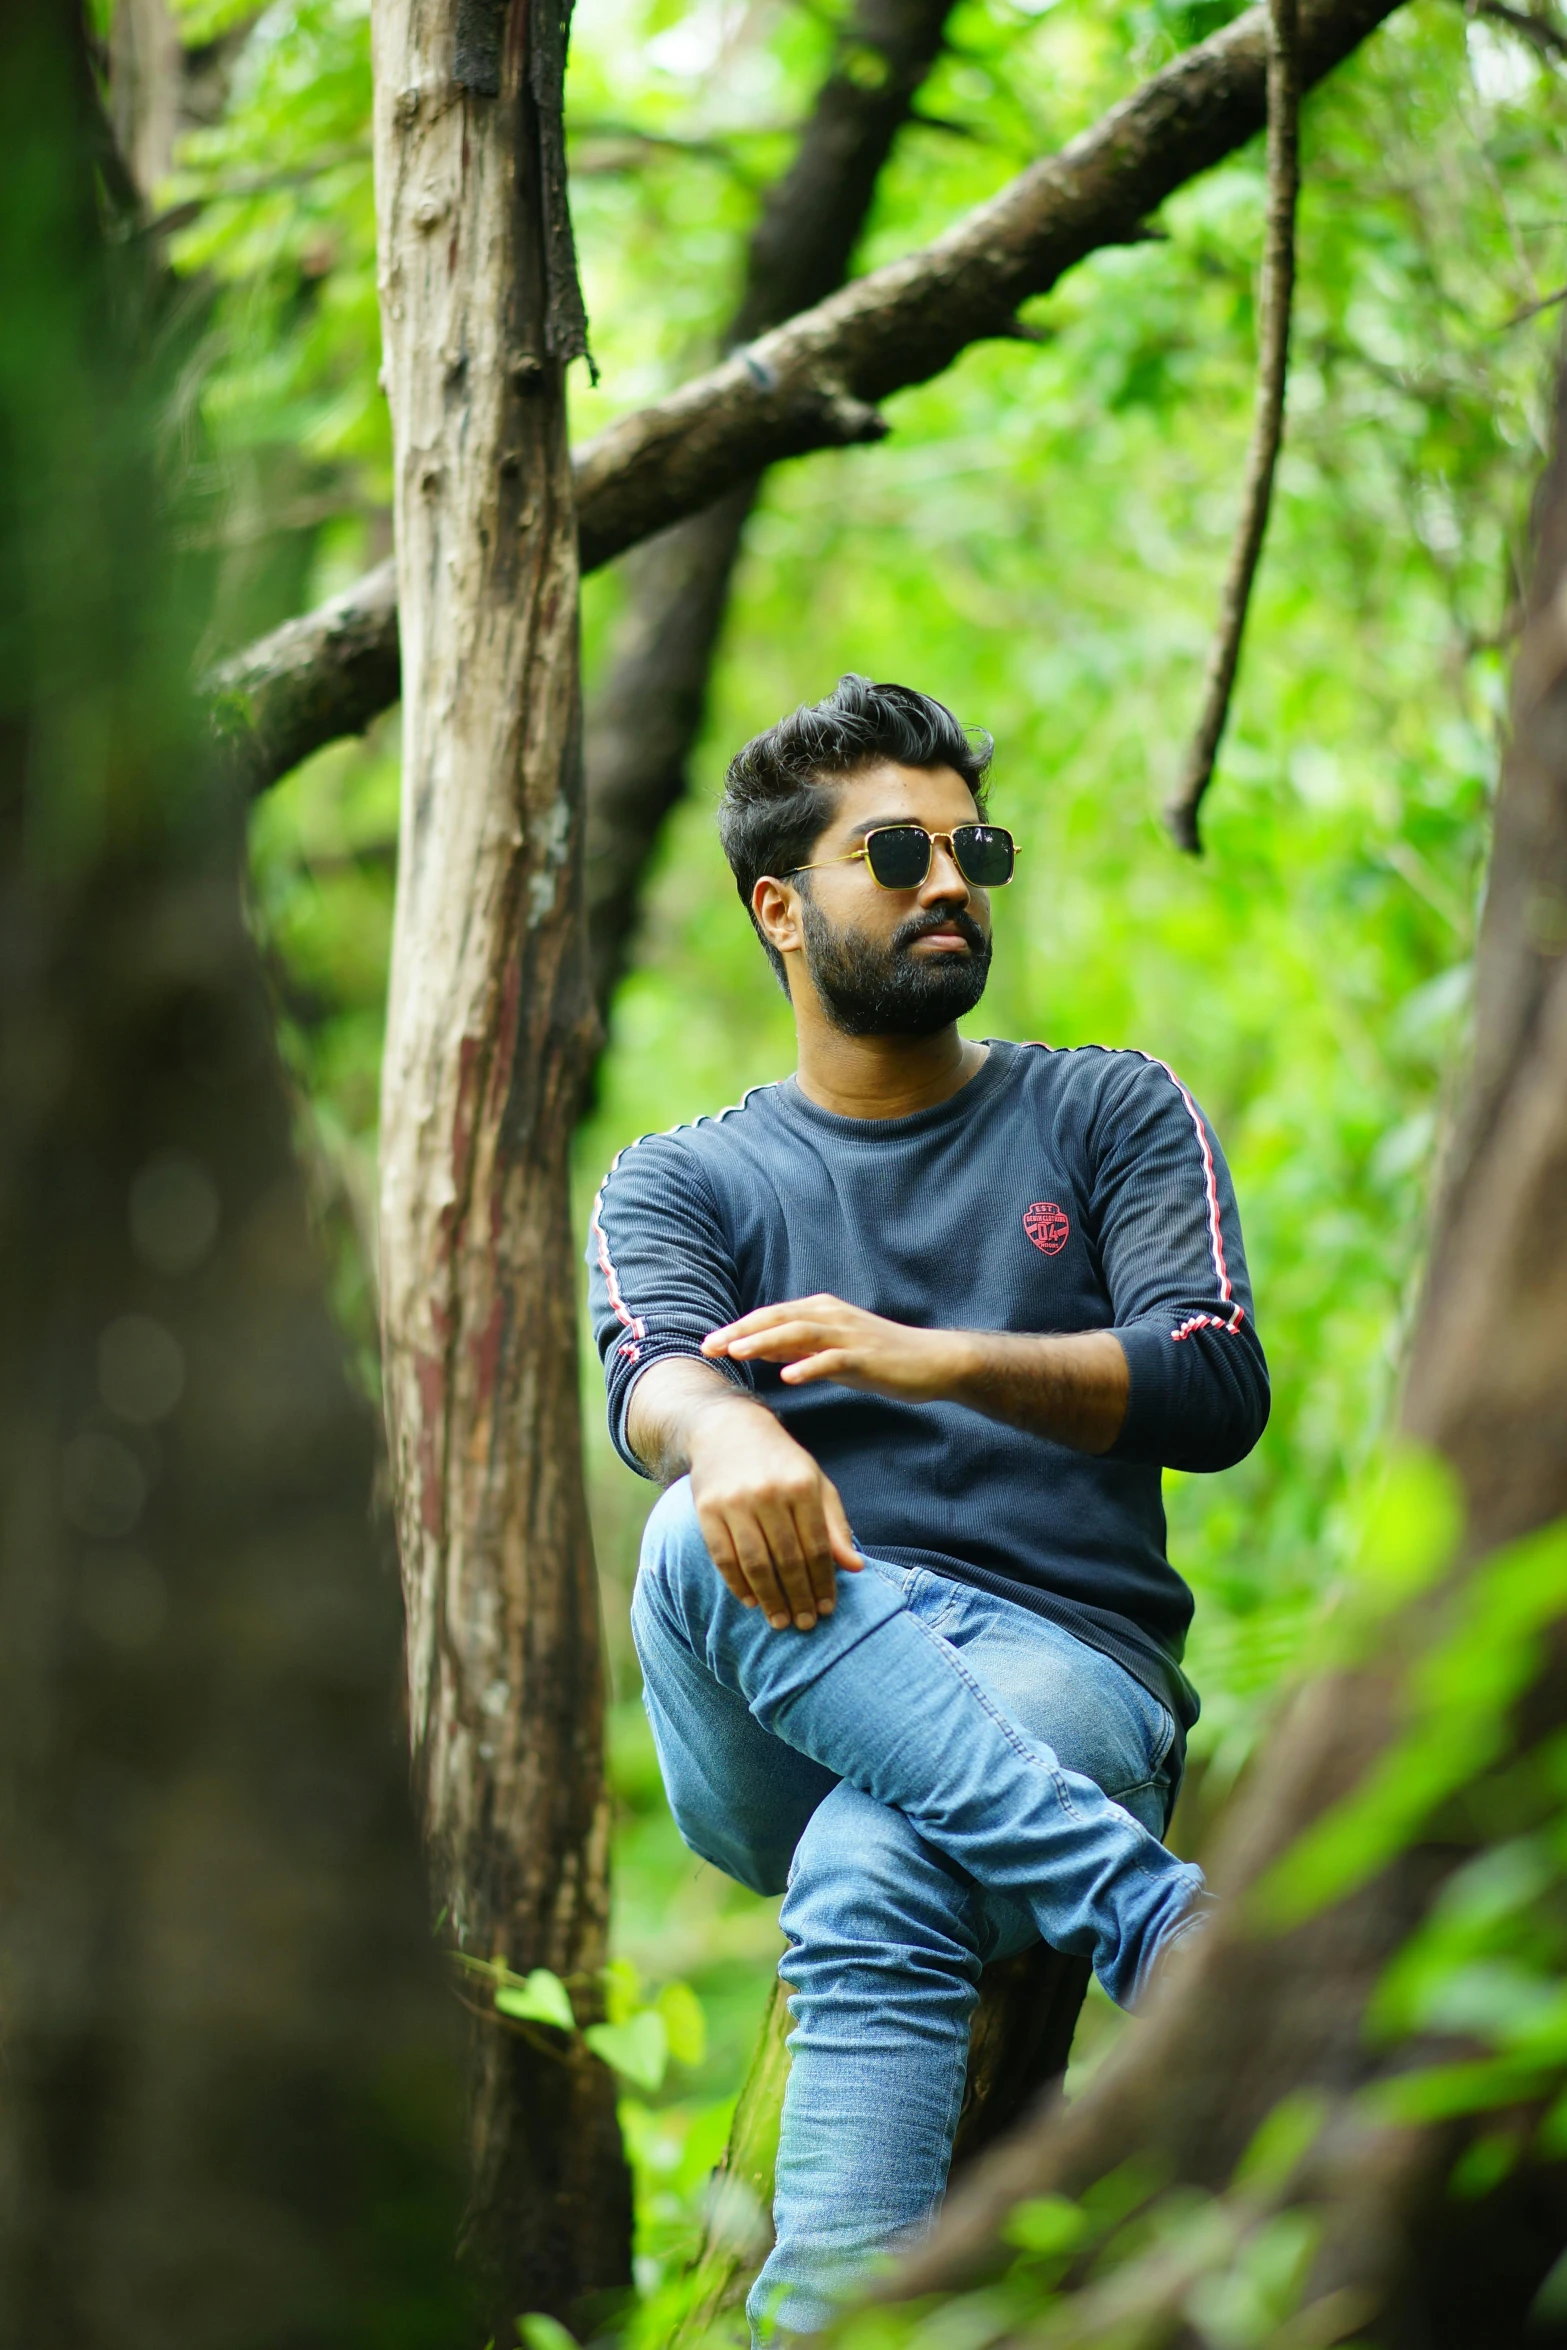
[370,0,630,2323]
[888,331,1567,2348]
[0,17,468,2346]
[582,0,955,1016]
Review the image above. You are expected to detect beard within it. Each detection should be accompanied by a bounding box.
[799,894,992,1039]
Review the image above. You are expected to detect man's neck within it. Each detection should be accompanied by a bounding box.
[792,1022,990,1122]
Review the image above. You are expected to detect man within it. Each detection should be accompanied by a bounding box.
[587,677,1268,2336]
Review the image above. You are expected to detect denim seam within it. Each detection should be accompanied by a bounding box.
[1145,1698,1178,1781]
[1115,1693,1178,1802]
[1110,1772,1166,1803]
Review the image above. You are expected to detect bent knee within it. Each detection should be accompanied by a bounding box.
[632,1477,716,1651]
[782,1790,979,1954]
[640,1473,704,1571]
[667,1805,792,1900]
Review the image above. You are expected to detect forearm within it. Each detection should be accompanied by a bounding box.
[940,1328,1129,1455]
[625,1355,777,1484]
[704,1295,1131,1454]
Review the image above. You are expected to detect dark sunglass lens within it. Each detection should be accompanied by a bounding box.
[954,825,1015,886]
[865,827,933,888]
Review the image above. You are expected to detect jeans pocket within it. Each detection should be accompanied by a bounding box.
[1106,1683,1178,1809]
[1144,1693,1178,1783]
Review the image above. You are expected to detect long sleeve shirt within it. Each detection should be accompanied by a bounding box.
[586,1038,1269,1735]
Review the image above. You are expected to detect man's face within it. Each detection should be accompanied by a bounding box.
[790,762,994,1039]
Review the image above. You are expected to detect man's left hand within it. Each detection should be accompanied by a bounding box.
[702,1295,965,1400]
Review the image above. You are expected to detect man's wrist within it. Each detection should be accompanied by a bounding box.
[682,1380,776,1459]
[928,1328,990,1406]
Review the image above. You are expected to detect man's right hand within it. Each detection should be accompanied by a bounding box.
[626,1359,861,1632]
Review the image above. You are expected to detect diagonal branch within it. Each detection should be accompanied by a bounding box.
[1165,0,1300,854]
[1470,0,1567,64]
[572,0,1388,564]
[212,0,1407,800]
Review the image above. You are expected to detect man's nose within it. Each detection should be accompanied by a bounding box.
[919,838,969,904]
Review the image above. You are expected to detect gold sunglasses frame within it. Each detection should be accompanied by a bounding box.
[789,824,1018,891]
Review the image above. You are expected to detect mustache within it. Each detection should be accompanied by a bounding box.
[891,904,989,956]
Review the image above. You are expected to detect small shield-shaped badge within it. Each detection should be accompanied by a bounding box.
[1023,1200,1070,1256]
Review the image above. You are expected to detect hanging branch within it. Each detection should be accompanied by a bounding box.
[1165,0,1301,855]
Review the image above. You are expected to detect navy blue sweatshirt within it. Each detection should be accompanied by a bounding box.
[586,1039,1268,1733]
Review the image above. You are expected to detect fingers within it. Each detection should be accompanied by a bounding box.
[753,1492,823,1630]
[787,1490,843,1616]
[699,1485,850,1629]
[730,1319,829,1365]
[706,1318,829,1366]
[822,1481,863,1574]
[778,1348,851,1387]
[703,1295,851,1358]
[687,1406,861,1632]
[727,1509,798,1630]
[695,1507,763,1610]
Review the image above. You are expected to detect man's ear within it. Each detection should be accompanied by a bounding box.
[752,875,803,961]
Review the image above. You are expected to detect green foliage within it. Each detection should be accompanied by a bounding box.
[1259,1510,1567,1927]
[449,1950,711,2097]
[176,0,1567,2327]
[520,2314,582,2350]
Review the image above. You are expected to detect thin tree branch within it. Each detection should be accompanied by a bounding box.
[210,0,1406,800]
[1470,0,1567,64]
[1165,0,1300,854]
[1500,278,1567,329]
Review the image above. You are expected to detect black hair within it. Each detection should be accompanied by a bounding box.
[718,675,993,987]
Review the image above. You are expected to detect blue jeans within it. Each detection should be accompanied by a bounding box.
[630,1480,1207,2338]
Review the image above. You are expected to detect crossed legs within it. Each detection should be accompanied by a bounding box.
[631,1479,1204,2336]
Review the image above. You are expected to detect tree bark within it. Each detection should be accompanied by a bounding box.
[582,0,956,1015]
[885,335,1567,2347]
[0,12,468,2342]
[211,557,401,799]
[371,0,629,2322]
[214,0,1406,800]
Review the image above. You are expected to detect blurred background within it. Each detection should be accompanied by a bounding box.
[145,0,1567,2295]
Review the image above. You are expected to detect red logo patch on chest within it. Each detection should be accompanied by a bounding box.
[1024,1200,1071,1256]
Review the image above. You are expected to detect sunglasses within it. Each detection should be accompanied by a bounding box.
[790,823,1017,892]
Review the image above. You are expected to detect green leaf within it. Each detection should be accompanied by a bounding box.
[586,2009,669,2093]
[1002,2195,1088,2256]
[517,2316,578,2350]
[657,1980,708,2069]
[1234,2090,1329,2197]
[1355,1447,1464,1610]
[602,1954,641,2026]
[493,1969,577,2033]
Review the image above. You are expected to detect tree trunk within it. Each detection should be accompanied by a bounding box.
[0,13,468,2343]
[888,333,1567,2347]
[107,0,183,201]
[371,0,629,2323]
[583,0,955,1016]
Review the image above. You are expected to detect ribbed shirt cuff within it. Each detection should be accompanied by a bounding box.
[611,1341,754,1476]
[1106,1321,1178,1466]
